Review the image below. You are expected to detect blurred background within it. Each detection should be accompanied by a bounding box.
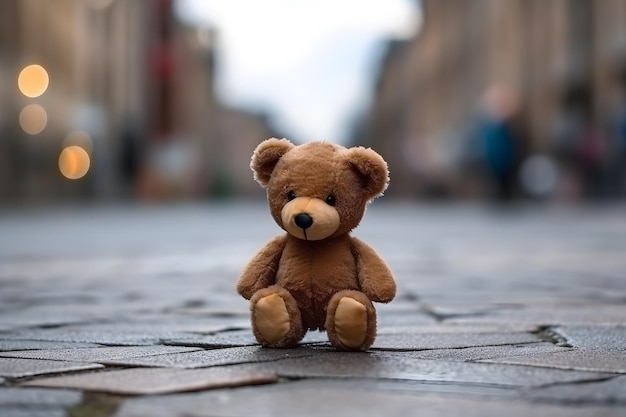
[1,0,626,204]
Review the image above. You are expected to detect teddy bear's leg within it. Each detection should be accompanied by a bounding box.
[325,290,376,351]
[249,285,305,348]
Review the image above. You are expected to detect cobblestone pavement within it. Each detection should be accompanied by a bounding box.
[1,201,625,416]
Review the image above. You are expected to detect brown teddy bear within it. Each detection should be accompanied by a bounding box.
[237,138,396,351]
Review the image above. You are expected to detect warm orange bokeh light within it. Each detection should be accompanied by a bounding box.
[17,64,50,98]
[19,104,48,135]
[59,146,91,180]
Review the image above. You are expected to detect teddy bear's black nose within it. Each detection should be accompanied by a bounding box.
[294,213,313,229]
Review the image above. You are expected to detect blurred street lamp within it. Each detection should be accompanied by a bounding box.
[17,64,49,98]
[19,104,48,135]
[59,146,91,180]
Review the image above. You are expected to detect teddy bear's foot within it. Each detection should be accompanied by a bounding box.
[326,290,376,351]
[250,286,304,348]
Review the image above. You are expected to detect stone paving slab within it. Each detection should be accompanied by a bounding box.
[0,357,103,378]
[389,342,567,362]
[165,329,335,347]
[101,345,317,368]
[114,379,626,417]
[251,351,613,388]
[376,313,440,327]
[3,409,67,417]
[0,386,82,407]
[0,329,190,346]
[524,375,626,405]
[0,305,116,332]
[417,301,523,318]
[371,331,539,351]
[374,304,437,327]
[0,340,102,351]
[481,349,626,373]
[448,304,626,326]
[552,325,626,350]
[0,386,82,417]
[61,319,250,335]
[162,329,260,348]
[22,366,278,395]
[347,378,521,397]
[378,323,541,334]
[0,345,201,363]
[169,306,250,317]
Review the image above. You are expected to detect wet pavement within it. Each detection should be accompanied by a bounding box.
[1,201,625,416]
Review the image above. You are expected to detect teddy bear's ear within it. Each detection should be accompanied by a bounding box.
[251,138,295,187]
[346,147,389,199]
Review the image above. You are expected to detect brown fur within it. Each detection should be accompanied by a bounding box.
[237,138,396,351]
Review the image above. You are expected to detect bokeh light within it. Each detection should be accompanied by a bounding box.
[17,64,49,98]
[59,146,91,180]
[19,104,48,135]
[63,131,93,154]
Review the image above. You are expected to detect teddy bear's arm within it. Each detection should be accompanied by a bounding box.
[237,235,287,300]
[350,237,396,303]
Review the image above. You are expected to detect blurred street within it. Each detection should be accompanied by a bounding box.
[1,0,626,414]
[2,0,626,204]
[1,201,625,416]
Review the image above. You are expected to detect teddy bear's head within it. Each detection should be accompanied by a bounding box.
[251,138,389,241]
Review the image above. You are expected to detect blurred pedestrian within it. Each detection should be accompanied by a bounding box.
[554,84,607,199]
[119,117,145,198]
[611,102,626,197]
[473,85,522,202]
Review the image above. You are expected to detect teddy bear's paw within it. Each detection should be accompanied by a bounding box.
[334,297,368,349]
[254,293,291,345]
[326,290,377,351]
[250,286,304,348]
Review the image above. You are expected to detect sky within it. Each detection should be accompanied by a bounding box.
[175,0,422,144]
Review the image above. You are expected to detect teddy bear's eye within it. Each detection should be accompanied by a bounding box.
[287,191,296,201]
[325,195,336,206]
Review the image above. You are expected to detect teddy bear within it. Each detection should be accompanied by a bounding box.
[237,138,396,351]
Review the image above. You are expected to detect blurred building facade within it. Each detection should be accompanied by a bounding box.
[0,0,276,203]
[359,0,626,200]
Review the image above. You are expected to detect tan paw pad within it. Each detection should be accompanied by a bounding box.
[254,293,290,344]
[334,297,367,349]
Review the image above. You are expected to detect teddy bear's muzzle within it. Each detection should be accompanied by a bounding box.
[281,197,340,240]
